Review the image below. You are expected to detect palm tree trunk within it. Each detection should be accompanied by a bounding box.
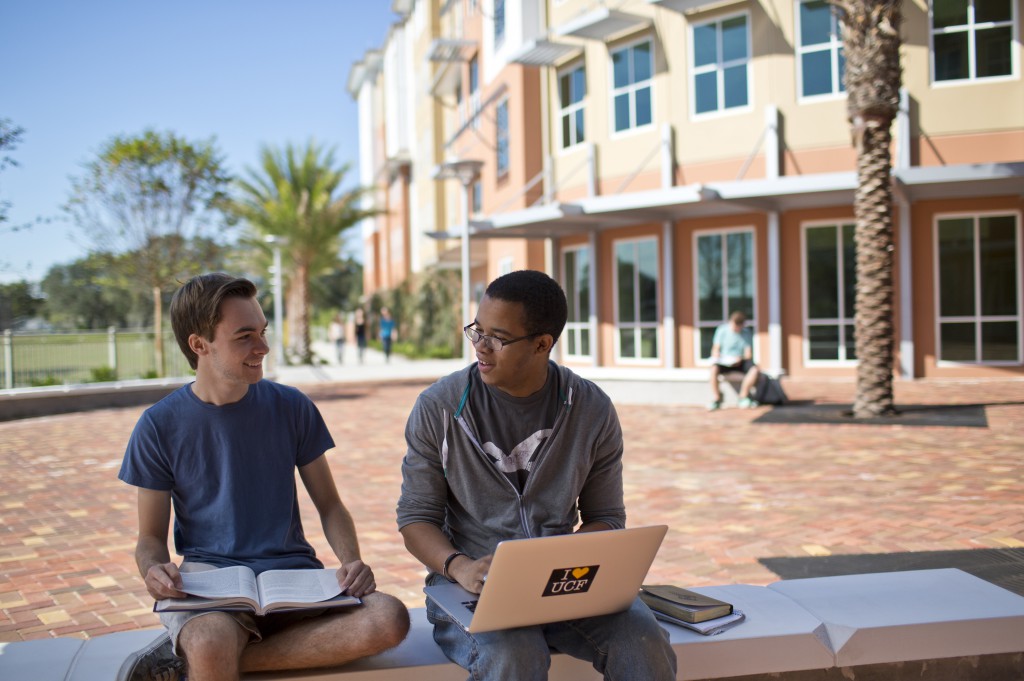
[287,262,312,364]
[852,119,896,417]
[836,0,903,418]
[152,285,165,378]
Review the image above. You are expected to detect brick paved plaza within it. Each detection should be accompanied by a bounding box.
[1,375,1022,642]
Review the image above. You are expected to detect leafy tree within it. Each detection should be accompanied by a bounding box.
[41,253,134,329]
[833,0,902,417]
[232,141,375,363]
[0,280,43,331]
[64,130,233,376]
[0,118,25,229]
[310,256,363,314]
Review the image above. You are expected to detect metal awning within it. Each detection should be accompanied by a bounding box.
[648,0,750,15]
[509,39,584,67]
[427,38,477,63]
[459,162,1024,240]
[555,8,652,41]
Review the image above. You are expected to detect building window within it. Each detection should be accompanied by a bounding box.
[498,256,514,276]
[936,213,1021,363]
[494,0,506,48]
[558,64,586,149]
[798,0,846,97]
[471,181,482,215]
[932,0,1015,82]
[611,39,653,133]
[694,229,756,361]
[468,57,480,129]
[692,14,750,115]
[804,222,857,363]
[562,247,592,359]
[614,238,659,361]
[496,98,509,177]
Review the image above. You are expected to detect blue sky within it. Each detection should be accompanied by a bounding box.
[1,1,398,283]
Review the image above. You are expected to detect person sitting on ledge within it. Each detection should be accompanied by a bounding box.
[117,273,409,681]
[708,310,761,411]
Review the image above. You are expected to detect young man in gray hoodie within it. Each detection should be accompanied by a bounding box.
[397,270,676,680]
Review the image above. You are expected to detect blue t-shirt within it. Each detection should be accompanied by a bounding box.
[119,380,335,574]
[712,323,752,360]
[380,318,395,339]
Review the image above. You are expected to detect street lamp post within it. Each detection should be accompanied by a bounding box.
[433,159,483,363]
[264,235,286,371]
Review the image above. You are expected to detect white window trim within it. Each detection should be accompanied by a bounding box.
[557,61,587,151]
[609,35,656,139]
[561,244,594,361]
[612,236,661,364]
[933,210,1023,366]
[692,227,758,366]
[928,0,1019,86]
[801,220,859,367]
[795,0,847,102]
[498,256,515,276]
[689,11,754,120]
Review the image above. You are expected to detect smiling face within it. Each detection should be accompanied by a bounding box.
[470,294,553,398]
[190,295,269,405]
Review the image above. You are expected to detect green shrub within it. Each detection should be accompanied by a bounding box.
[29,375,62,387]
[89,366,118,383]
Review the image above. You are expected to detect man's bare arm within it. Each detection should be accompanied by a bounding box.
[135,488,185,600]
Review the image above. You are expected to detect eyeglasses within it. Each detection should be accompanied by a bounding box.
[464,324,539,352]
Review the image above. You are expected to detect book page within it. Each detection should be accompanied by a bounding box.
[257,568,343,607]
[179,565,259,602]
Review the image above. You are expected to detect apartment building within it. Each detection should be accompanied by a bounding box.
[348,0,1023,379]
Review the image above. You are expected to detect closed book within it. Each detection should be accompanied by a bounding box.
[640,585,733,623]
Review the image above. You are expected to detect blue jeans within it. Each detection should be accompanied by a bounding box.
[426,581,676,681]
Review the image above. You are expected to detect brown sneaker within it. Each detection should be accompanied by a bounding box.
[116,632,185,681]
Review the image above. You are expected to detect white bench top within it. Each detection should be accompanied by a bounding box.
[2,569,1022,681]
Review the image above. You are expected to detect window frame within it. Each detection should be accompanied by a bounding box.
[929,0,1018,85]
[795,0,847,101]
[933,210,1023,365]
[557,61,587,151]
[692,227,758,365]
[689,11,753,119]
[495,97,510,178]
[801,220,859,366]
[612,236,661,364]
[561,244,594,361]
[493,0,506,49]
[608,36,656,137]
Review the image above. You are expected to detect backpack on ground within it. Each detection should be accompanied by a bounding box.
[755,374,788,405]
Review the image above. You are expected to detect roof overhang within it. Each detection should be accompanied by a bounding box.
[460,162,1024,240]
[555,8,652,42]
[648,0,749,15]
[427,38,477,62]
[508,39,584,67]
[346,49,383,97]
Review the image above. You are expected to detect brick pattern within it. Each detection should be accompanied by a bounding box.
[1,378,1022,641]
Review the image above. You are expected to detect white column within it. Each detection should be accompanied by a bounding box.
[461,182,473,364]
[662,221,676,368]
[589,230,599,367]
[767,212,783,374]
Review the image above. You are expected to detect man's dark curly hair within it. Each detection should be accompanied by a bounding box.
[484,270,567,345]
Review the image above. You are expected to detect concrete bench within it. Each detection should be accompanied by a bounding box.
[2,569,1021,680]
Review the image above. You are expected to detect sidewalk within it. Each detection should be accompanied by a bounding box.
[0,353,1022,643]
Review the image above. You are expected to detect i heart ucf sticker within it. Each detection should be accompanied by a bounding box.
[572,567,590,579]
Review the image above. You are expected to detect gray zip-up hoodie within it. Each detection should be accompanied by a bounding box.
[397,361,626,567]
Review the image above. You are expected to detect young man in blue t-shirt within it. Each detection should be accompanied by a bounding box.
[117,273,408,681]
[708,310,761,410]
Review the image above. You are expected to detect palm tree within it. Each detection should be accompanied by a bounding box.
[234,141,374,364]
[833,0,903,417]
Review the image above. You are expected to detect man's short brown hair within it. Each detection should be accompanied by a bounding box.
[170,273,258,370]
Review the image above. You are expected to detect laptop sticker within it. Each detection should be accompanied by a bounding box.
[542,565,600,596]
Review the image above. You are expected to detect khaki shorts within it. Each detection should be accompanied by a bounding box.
[160,563,327,656]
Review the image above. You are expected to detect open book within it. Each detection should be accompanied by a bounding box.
[154,566,362,616]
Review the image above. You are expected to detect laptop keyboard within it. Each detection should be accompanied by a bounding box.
[462,600,479,612]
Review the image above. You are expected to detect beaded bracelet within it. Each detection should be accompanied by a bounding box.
[442,551,466,583]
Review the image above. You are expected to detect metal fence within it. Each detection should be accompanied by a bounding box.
[1,328,194,389]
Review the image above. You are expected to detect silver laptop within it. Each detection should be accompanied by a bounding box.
[425,525,668,633]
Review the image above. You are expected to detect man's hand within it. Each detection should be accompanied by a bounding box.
[449,554,492,595]
[336,560,376,598]
[143,562,186,600]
